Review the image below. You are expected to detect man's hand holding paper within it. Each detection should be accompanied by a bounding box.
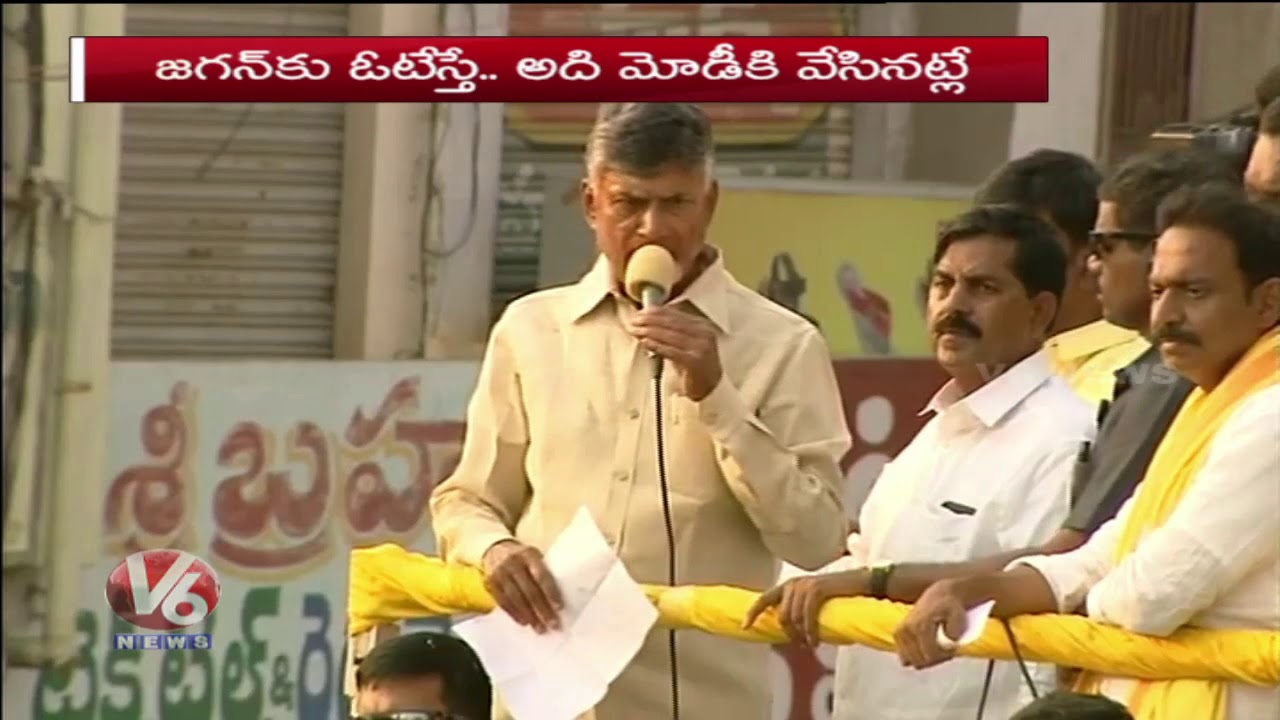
[454,507,659,720]
[482,540,564,633]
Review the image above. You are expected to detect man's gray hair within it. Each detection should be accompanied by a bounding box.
[584,103,716,177]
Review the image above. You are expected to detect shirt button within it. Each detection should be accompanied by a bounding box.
[613,470,629,482]
[628,408,640,420]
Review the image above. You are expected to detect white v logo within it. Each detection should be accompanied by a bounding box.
[127,552,196,614]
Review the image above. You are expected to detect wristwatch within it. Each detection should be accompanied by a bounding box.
[869,563,896,600]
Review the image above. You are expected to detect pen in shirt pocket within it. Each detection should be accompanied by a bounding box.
[1077,399,1111,464]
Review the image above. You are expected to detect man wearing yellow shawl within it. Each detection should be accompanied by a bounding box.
[892,184,1280,720]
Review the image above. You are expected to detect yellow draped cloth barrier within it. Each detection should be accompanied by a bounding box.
[349,544,1280,686]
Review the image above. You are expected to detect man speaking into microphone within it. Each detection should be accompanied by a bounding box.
[430,102,851,719]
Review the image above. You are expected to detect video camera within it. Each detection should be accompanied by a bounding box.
[1148,106,1259,174]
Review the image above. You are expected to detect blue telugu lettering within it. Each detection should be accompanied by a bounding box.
[113,633,213,651]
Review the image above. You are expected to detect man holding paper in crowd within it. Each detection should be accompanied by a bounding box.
[893,183,1280,720]
[429,102,851,719]
[753,203,1097,719]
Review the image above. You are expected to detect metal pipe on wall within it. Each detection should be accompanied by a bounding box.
[3,0,76,667]
[40,1,125,664]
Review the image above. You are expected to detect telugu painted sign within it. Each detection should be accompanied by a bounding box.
[6,362,476,720]
[5,357,944,720]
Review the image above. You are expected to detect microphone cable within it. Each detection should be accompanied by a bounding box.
[651,356,682,720]
[973,619,1039,719]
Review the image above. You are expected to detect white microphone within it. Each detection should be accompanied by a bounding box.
[624,245,679,376]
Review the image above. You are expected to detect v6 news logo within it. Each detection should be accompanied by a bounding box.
[104,549,222,650]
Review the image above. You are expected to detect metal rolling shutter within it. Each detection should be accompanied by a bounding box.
[493,3,856,321]
[112,4,349,359]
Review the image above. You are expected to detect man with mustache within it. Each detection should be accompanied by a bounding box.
[1067,148,1237,534]
[750,204,1097,720]
[748,150,1244,707]
[893,184,1280,720]
[974,150,1149,405]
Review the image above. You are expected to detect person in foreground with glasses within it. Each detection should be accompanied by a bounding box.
[352,631,491,720]
[893,184,1280,720]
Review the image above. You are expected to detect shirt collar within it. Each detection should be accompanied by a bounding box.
[1045,319,1142,365]
[921,350,1055,428]
[566,246,732,334]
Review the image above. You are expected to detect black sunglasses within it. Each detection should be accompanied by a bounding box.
[1087,230,1158,256]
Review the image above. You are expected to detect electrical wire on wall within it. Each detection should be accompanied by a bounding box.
[418,3,485,357]
[2,2,44,528]
[193,4,298,180]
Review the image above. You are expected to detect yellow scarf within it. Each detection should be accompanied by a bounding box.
[1075,329,1280,719]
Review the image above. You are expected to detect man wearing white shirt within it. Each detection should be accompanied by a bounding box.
[754,205,1096,719]
[892,184,1280,720]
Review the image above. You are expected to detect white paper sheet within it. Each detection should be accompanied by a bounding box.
[935,599,996,649]
[454,507,659,720]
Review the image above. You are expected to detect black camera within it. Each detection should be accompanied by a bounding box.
[1149,107,1259,175]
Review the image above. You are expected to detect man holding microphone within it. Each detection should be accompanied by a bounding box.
[430,102,851,719]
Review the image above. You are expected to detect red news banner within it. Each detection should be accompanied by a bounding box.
[70,36,1048,104]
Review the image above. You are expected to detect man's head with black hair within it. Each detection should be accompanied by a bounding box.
[1150,182,1280,390]
[354,632,491,720]
[1010,691,1134,719]
[974,149,1103,335]
[1245,97,1280,207]
[1090,148,1240,333]
[1254,64,1280,114]
[927,204,1066,388]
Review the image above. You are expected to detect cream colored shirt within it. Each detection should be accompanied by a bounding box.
[833,351,1096,720]
[430,250,851,720]
[1015,384,1280,720]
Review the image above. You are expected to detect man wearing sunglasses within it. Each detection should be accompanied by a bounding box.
[973,150,1148,406]
[1069,147,1238,539]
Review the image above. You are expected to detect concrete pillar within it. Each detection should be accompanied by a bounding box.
[1007,3,1106,160]
[333,4,508,360]
[332,4,438,360]
[905,3,1018,185]
[423,4,509,360]
[850,3,916,181]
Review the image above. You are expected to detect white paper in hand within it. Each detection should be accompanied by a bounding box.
[453,507,658,720]
[935,599,996,649]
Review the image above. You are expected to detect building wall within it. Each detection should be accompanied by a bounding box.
[904,3,1018,185]
[97,2,1278,363]
[1007,3,1107,160]
[333,3,507,362]
[1188,2,1280,119]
